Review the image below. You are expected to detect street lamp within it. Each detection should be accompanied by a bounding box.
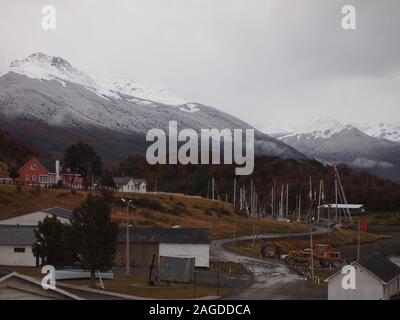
[121,198,133,276]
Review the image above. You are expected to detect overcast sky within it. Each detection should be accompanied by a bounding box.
[1,0,400,128]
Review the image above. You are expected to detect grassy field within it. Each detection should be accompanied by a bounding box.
[352,212,400,225]
[0,266,229,299]
[63,274,229,299]
[0,184,308,239]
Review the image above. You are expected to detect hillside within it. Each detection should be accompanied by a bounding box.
[118,155,400,212]
[0,185,308,239]
[0,130,45,170]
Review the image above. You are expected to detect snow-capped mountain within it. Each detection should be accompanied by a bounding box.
[273,118,400,182]
[0,53,305,163]
[354,122,400,143]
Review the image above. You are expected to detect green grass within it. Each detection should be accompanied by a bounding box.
[352,212,400,226]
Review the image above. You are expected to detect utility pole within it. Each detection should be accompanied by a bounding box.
[310,222,314,281]
[357,220,361,261]
[317,180,321,222]
[335,179,338,221]
[233,178,236,207]
[212,178,215,200]
[250,179,253,216]
[271,186,274,216]
[232,215,237,246]
[123,199,132,276]
[298,194,301,222]
[286,184,289,218]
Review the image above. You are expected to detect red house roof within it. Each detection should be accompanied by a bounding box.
[0,172,10,179]
[18,157,55,174]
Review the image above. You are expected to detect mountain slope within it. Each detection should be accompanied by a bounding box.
[0,53,305,163]
[0,130,46,170]
[276,119,400,182]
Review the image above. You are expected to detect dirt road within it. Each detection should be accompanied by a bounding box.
[211,228,328,300]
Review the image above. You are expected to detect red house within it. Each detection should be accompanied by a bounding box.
[18,158,83,189]
[0,172,12,184]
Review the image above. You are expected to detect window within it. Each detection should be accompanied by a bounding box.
[32,175,36,181]
[39,175,48,183]
[14,247,25,253]
[31,164,37,170]
[26,175,30,181]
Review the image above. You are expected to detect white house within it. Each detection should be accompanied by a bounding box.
[0,225,37,266]
[116,228,210,268]
[0,207,72,226]
[114,177,147,193]
[326,254,400,300]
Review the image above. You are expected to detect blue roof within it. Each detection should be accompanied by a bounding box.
[42,207,72,220]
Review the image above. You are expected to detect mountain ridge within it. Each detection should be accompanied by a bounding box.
[0,53,305,164]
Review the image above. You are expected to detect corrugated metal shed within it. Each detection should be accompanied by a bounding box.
[159,256,195,283]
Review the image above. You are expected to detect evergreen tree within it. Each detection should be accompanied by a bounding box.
[32,216,77,267]
[71,194,119,288]
[63,142,103,186]
[100,169,116,188]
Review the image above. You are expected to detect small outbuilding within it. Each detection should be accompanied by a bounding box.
[115,228,210,268]
[0,172,12,184]
[326,254,400,300]
[319,204,365,216]
[0,225,37,266]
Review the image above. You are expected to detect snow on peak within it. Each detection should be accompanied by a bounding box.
[354,122,400,142]
[301,118,347,137]
[4,52,97,88]
[99,79,189,106]
[1,53,192,106]
[277,117,349,140]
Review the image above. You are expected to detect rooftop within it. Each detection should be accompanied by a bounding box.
[357,254,400,283]
[118,227,210,244]
[42,207,72,220]
[114,177,146,186]
[0,225,36,245]
[319,204,364,209]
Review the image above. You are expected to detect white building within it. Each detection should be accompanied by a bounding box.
[114,177,147,193]
[0,225,37,266]
[326,254,400,300]
[0,208,72,267]
[0,207,72,226]
[116,228,210,268]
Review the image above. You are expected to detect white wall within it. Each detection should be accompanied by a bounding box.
[383,277,400,300]
[0,245,36,266]
[328,265,385,300]
[159,243,210,268]
[0,212,69,226]
[120,181,146,193]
